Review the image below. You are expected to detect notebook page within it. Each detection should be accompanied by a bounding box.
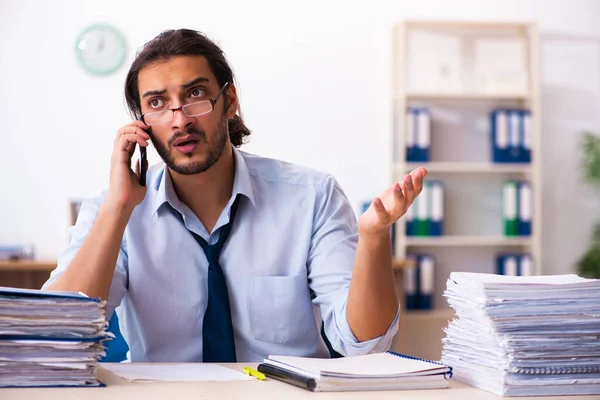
[268,353,447,377]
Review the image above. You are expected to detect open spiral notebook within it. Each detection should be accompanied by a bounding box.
[257,351,452,392]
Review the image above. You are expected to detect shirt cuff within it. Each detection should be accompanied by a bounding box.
[334,303,400,356]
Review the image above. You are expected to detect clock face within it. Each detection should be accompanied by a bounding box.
[75,24,127,76]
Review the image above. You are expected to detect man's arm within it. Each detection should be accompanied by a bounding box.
[345,230,397,342]
[346,168,427,342]
[46,202,132,301]
[46,120,150,301]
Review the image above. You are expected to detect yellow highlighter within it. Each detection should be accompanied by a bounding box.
[243,366,266,381]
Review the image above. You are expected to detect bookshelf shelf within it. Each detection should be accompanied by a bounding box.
[405,236,532,247]
[392,258,416,270]
[401,162,532,174]
[403,92,530,101]
[404,20,531,31]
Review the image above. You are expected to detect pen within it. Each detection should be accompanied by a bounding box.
[243,366,266,381]
[256,363,317,391]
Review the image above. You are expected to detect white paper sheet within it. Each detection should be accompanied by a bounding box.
[100,363,254,382]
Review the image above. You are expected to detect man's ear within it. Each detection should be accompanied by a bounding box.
[225,83,239,119]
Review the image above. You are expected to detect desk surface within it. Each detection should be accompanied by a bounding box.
[4,363,600,400]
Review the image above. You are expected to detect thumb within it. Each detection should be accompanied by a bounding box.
[373,197,389,223]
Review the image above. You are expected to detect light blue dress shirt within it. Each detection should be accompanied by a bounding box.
[43,146,399,362]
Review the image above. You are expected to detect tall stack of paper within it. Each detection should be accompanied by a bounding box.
[441,273,600,397]
[0,286,108,387]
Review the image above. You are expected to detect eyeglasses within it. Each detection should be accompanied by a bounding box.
[140,82,229,126]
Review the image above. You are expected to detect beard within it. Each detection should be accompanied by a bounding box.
[151,117,228,175]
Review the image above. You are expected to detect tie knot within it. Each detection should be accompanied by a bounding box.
[203,243,222,265]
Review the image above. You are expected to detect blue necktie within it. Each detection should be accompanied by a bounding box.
[183,196,240,362]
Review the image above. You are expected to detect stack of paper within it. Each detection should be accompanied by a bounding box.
[441,272,600,397]
[0,286,108,387]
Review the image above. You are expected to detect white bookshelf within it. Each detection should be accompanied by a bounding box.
[405,236,533,247]
[391,21,541,360]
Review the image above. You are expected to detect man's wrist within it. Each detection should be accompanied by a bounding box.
[100,198,135,222]
[358,228,392,246]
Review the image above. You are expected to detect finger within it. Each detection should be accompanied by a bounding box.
[116,134,149,159]
[373,197,389,223]
[134,157,140,176]
[401,175,415,206]
[409,167,427,196]
[118,133,149,148]
[123,126,150,140]
[116,125,150,142]
[393,182,407,214]
[412,167,427,179]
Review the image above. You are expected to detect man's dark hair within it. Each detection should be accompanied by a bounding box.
[124,29,250,147]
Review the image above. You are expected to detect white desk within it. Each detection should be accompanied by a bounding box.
[4,363,600,400]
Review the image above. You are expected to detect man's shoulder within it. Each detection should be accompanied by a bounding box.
[239,150,331,190]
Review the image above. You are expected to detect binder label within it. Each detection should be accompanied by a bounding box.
[520,254,533,276]
[496,111,508,149]
[519,182,532,220]
[406,109,415,148]
[417,110,430,149]
[509,111,520,148]
[404,266,417,295]
[431,182,444,221]
[504,256,518,276]
[416,183,429,220]
[503,182,517,219]
[419,256,435,294]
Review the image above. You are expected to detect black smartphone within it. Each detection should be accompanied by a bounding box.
[139,145,147,187]
[138,117,149,187]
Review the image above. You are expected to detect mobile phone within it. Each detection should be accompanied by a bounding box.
[138,117,149,187]
[139,145,147,187]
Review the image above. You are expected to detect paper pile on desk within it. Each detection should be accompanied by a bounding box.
[441,272,600,397]
[0,286,109,387]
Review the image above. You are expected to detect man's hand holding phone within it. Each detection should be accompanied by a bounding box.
[106,120,150,212]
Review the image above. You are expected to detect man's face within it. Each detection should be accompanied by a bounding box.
[137,55,235,175]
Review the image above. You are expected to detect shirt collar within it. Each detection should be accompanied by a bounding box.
[150,145,255,218]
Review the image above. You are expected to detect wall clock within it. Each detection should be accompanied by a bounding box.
[75,24,127,76]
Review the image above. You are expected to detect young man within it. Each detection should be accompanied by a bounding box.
[44,29,427,362]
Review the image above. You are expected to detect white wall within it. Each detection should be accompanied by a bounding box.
[1,0,599,275]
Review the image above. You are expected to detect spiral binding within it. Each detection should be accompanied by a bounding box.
[515,365,600,375]
[387,351,453,378]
